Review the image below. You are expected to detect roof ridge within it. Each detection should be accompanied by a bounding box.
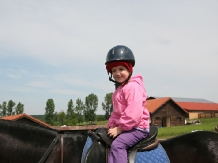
[0,113,50,128]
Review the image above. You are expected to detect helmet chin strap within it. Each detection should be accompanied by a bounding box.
[108,73,132,89]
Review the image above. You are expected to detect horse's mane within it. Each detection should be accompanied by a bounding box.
[0,120,58,162]
[0,120,90,163]
[0,119,57,140]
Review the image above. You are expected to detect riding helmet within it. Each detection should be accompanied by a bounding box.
[105,45,135,66]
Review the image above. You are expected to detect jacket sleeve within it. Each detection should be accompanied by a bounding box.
[118,83,146,131]
[107,111,116,128]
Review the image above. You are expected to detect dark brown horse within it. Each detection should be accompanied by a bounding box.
[0,120,218,163]
[0,120,87,163]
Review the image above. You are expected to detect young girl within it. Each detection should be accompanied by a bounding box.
[105,45,150,163]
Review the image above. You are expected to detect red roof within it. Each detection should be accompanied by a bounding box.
[177,102,218,111]
[0,113,50,128]
[146,97,188,114]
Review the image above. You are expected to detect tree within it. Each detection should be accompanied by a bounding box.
[67,99,74,118]
[66,99,77,125]
[75,98,85,124]
[15,102,24,114]
[102,93,113,120]
[0,102,7,117]
[58,110,66,126]
[96,115,106,121]
[52,111,59,126]
[45,99,55,125]
[7,100,16,116]
[0,100,24,117]
[84,93,98,123]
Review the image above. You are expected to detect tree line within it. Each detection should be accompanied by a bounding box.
[0,100,24,117]
[45,93,113,125]
[0,92,113,126]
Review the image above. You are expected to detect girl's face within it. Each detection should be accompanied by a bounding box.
[111,66,130,83]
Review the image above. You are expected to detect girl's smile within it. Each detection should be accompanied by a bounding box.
[112,66,130,83]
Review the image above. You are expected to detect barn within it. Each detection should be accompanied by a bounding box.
[147,97,218,123]
[0,113,50,128]
[176,102,218,119]
[146,97,188,127]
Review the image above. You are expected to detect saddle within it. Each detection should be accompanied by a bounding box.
[82,126,159,163]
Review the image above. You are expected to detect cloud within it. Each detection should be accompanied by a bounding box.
[0,1,218,115]
[26,81,52,89]
[0,68,28,79]
[50,89,84,96]
[7,74,23,79]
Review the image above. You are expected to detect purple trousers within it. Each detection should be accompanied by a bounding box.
[108,128,148,163]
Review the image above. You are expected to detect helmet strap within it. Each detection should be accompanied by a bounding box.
[108,73,132,89]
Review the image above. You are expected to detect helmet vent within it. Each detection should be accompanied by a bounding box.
[124,47,128,53]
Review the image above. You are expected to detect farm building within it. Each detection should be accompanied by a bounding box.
[146,97,188,127]
[148,97,218,120]
[0,113,50,128]
[176,102,218,119]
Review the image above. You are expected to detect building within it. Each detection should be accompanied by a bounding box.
[176,102,218,119]
[146,97,188,127]
[0,113,50,128]
[147,96,218,120]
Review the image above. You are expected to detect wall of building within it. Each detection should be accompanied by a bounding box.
[151,101,187,127]
[198,112,218,118]
[189,113,199,119]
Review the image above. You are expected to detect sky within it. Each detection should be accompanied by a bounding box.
[0,1,217,115]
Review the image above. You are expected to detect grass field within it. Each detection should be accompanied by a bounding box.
[92,117,218,139]
[157,117,218,139]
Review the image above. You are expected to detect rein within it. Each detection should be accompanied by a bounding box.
[38,134,64,163]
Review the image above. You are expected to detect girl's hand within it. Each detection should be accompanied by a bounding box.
[108,127,122,138]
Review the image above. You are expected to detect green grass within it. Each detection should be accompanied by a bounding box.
[157,117,218,139]
[76,120,108,126]
[94,120,108,125]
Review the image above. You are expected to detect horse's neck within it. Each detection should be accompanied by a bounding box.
[0,121,91,163]
[0,120,57,163]
[46,130,89,163]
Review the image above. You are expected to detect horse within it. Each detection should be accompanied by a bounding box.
[0,119,218,163]
[0,120,88,163]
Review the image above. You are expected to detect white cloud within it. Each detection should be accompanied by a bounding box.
[50,89,84,96]
[26,81,52,89]
[0,1,218,115]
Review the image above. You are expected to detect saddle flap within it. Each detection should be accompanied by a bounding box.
[130,126,158,151]
[97,128,113,147]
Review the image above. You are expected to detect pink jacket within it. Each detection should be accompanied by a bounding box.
[107,75,150,131]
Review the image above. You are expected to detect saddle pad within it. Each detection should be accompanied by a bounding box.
[135,144,170,163]
[81,136,170,163]
[81,136,93,163]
